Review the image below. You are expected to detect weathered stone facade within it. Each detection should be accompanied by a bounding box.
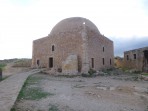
[62,54,78,74]
[32,17,114,74]
[124,46,148,72]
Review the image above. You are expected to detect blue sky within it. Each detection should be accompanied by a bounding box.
[0,0,148,59]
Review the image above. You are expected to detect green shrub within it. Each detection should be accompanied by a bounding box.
[81,69,96,77]
[88,69,96,76]
[81,73,90,77]
[142,73,148,76]
[0,64,6,70]
[10,108,16,111]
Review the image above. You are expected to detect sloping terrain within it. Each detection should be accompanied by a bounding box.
[1,59,31,76]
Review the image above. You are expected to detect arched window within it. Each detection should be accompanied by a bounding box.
[52,45,55,51]
[103,47,104,52]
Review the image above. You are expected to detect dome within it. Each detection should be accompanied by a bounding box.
[50,17,100,35]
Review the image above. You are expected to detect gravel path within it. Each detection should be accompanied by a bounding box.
[0,69,40,111]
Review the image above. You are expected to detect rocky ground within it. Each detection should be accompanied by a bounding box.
[13,73,148,111]
[1,60,147,111]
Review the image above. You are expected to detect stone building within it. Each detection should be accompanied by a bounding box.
[32,17,114,74]
[124,46,148,72]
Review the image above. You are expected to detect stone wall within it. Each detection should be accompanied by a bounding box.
[87,27,114,70]
[114,57,124,68]
[32,30,83,72]
[124,47,148,71]
[32,31,114,72]
[62,54,78,74]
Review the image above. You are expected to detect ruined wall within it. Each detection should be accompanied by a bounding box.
[114,57,124,68]
[124,47,148,71]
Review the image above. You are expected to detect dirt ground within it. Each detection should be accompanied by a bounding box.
[14,73,148,111]
[3,62,31,76]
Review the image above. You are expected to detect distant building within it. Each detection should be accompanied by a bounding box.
[32,17,114,74]
[124,46,148,72]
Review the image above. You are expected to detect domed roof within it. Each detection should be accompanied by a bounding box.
[50,17,100,35]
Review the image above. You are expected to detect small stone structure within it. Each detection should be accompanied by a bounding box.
[32,17,114,74]
[123,46,148,72]
[115,47,148,72]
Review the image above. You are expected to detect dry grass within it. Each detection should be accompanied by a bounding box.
[12,59,31,67]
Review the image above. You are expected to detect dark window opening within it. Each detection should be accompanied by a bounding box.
[102,58,105,65]
[91,58,94,68]
[127,55,129,60]
[49,57,53,68]
[52,45,55,51]
[103,47,104,52]
[110,59,111,65]
[134,54,136,60]
[144,50,148,63]
[37,60,40,66]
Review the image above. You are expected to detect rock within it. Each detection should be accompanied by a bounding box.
[95,71,107,76]
[97,95,101,98]
[96,86,107,90]
[141,75,148,81]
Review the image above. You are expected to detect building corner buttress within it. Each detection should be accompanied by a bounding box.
[81,22,90,73]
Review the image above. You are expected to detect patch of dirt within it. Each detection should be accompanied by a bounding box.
[3,62,31,76]
[13,74,148,111]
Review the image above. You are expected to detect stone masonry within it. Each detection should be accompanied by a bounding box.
[62,54,78,74]
[32,17,114,74]
[124,46,148,72]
